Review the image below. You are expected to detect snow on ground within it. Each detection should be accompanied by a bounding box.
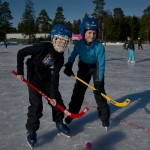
[0,44,150,150]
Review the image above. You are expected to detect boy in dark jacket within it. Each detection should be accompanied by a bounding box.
[16,24,72,147]
[138,37,143,50]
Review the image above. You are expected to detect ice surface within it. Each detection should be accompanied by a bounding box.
[0,43,149,150]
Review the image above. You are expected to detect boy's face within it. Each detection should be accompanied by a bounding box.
[127,37,130,41]
[55,36,67,47]
[84,30,97,43]
[53,35,69,53]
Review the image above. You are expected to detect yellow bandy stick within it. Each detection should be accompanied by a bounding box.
[73,75,131,107]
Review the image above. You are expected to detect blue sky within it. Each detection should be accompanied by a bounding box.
[4,0,150,27]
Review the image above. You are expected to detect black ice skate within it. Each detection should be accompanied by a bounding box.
[56,121,70,137]
[26,131,37,149]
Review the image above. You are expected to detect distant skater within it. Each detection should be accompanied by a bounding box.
[127,36,135,64]
[138,37,143,50]
[123,40,127,50]
[4,41,8,50]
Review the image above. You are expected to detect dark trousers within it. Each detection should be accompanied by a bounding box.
[68,61,110,126]
[26,73,65,132]
[138,44,143,50]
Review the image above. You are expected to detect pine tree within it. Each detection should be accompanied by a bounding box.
[19,0,36,43]
[0,0,13,41]
[140,6,150,43]
[52,6,66,26]
[113,8,125,41]
[92,0,106,40]
[83,13,90,20]
[36,9,52,37]
[72,19,81,34]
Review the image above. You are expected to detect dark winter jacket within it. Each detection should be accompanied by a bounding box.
[138,39,142,46]
[17,42,64,98]
[127,40,135,50]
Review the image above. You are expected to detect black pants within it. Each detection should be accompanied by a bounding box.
[68,61,110,126]
[138,44,143,50]
[26,72,65,132]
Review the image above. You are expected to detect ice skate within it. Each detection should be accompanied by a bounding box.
[102,121,109,131]
[56,121,70,137]
[26,131,37,149]
[104,126,109,131]
[127,60,131,63]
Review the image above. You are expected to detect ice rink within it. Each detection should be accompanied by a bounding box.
[0,43,150,150]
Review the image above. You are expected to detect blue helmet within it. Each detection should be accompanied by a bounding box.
[51,24,72,39]
[51,24,72,53]
[80,17,99,38]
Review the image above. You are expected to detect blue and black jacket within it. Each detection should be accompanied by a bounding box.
[68,39,105,81]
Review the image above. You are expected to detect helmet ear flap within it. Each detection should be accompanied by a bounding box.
[82,29,88,38]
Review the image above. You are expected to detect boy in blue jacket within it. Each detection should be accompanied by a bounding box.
[64,17,110,130]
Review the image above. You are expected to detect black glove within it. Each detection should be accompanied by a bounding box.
[64,62,74,77]
[93,81,105,95]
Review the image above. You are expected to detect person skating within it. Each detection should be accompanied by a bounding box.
[64,17,110,130]
[138,37,143,50]
[16,24,72,147]
[123,40,127,50]
[127,36,135,63]
[4,40,8,50]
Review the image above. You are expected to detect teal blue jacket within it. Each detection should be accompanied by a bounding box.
[68,39,105,81]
